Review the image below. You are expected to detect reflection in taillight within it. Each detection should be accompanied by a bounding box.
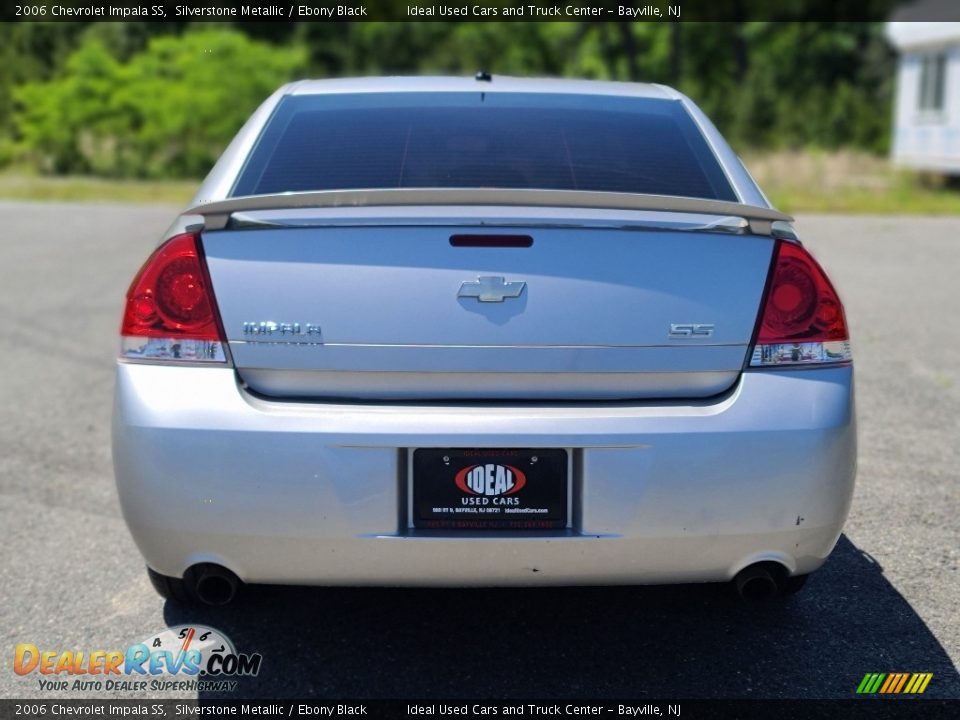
[750,240,851,367]
[120,232,227,363]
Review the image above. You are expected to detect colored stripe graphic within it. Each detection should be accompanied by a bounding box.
[857,673,886,694]
[893,673,910,693]
[904,673,934,694]
[880,673,906,693]
[857,673,932,694]
[879,674,896,693]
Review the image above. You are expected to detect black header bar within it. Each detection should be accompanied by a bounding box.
[4,0,959,23]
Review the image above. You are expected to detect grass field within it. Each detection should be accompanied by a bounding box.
[0,174,196,205]
[742,150,960,215]
[2,151,960,214]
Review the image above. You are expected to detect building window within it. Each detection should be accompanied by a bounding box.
[918,53,947,113]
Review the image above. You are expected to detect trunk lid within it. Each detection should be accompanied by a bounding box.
[201,211,774,400]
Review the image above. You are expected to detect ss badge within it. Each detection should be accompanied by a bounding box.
[669,323,715,338]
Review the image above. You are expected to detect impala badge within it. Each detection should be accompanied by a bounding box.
[458,276,526,303]
[243,321,322,338]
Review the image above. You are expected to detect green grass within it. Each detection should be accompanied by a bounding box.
[741,150,960,215]
[0,173,196,205]
[762,183,960,215]
[2,151,960,214]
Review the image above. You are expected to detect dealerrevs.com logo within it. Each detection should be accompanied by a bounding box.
[455,463,526,498]
[13,625,261,693]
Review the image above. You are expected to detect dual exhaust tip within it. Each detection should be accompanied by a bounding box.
[733,562,805,601]
[185,563,241,606]
[178,561,800,606]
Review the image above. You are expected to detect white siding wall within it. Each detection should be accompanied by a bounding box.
[892,44,960,172]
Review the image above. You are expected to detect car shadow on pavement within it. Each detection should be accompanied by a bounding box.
[164,535,960,699]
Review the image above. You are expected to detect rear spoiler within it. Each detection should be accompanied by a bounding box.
[187,188,793,236]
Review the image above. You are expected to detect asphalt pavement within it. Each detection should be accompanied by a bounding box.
[0,203,957,700]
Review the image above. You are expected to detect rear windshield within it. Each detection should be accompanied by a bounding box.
[232,92,737,201]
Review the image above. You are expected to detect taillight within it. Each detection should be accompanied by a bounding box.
[750,240,851,367]
[120,232,227,363]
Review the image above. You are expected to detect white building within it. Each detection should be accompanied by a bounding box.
[886,20,960,173]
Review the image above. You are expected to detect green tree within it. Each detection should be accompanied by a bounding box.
[14,30,306,177]
[6,19,899,178]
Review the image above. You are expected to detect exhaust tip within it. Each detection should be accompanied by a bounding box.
[733,562,785,601]
[186,563,240,606]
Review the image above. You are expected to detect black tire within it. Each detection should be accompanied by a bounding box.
[781,573,809,595]
[146,566,193,603]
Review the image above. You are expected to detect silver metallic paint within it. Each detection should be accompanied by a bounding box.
[113,77,855,587]
[113,363,856,585]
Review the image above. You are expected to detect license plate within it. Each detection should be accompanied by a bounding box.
[412,448,569,530]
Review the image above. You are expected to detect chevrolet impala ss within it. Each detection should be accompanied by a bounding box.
[112,76,856,604]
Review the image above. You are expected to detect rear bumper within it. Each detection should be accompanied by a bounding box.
[112,363,856,586]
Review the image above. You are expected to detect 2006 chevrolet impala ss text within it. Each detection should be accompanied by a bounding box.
[112,75,856,605]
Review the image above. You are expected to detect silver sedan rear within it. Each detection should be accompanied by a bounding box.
[112,77,855,604]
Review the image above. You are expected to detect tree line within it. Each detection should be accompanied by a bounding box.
[0,18,898,179]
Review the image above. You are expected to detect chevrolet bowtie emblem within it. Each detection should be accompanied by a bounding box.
[457,276,526,303]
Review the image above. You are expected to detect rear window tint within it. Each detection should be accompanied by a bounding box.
[232,92,737,202]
